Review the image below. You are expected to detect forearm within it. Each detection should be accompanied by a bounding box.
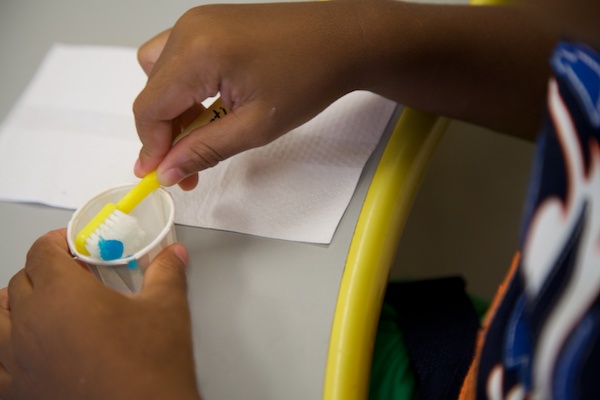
[134,0,559,185]
[347,1,558,140]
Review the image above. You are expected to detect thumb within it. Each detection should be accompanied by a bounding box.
[157,101,280,186]
[140,243,189,300]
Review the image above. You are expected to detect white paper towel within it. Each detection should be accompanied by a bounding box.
[0,43,397,243]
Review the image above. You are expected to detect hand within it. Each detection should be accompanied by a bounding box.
[133,1,370,188]
[0,229,200,400]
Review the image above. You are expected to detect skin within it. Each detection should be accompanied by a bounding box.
[540,0,600,49]
[1,0,599,398]
[133,0,557,189]
[0,230,200,400]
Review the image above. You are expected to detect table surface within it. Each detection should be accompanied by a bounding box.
[0,1,403,399]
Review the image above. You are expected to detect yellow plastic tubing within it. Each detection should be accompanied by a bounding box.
[322,107,448,399]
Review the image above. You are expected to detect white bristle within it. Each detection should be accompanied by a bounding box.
[85,210,147,261]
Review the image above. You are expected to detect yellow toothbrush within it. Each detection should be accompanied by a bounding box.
[75,98,231,256]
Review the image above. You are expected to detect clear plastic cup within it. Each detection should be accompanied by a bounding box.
[67,184,176,293]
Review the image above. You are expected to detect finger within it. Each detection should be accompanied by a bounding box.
[156,101,279,186]
[133,48,216,178]
[134,102,208,180]
[140,243,189,301]
[0,292,11,356]
[0,309,12,397]
[133,95,205,178]
[137,29,172,76]
[0,288,9,315]
[133,97,188,178]
[23,229,79,286]
[6,270,32,318]
[0,289,12,376]
[171,104,205,191]
[134,104,206,180]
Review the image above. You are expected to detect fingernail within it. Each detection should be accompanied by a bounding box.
[173,243,189,265]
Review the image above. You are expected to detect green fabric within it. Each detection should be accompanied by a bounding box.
[369,302,417,400]
[470,294,491,323]
[369,285,490,400]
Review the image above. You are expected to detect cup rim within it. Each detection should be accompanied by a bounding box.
[66,184,175,267]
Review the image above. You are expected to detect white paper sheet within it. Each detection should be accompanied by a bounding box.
[0,43,397,243]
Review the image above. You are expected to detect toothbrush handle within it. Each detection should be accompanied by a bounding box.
[117,171,160,214]
[173,97,231,144]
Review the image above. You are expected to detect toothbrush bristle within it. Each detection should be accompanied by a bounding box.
[85,210,147,261]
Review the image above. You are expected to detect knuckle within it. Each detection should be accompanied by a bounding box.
[181,4,222,26]
[23,230,63,276]
[132,93,152,123]
[8,270,25,295]
[138,145,156,162]
[176,6,228,59]
[185,141,226,172]
[25,233,54,265]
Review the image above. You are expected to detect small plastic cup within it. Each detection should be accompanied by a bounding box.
[67,184,176,293]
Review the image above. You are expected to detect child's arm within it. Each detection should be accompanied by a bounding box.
[132,1,557,188]
[356,1,556,140]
